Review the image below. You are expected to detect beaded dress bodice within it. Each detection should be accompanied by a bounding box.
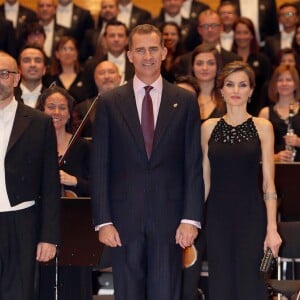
[208,117,261,196]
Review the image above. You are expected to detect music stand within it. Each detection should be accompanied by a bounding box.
[59,197,104,266]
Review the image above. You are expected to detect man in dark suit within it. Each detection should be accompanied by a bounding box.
[92,24,204,300]
[151,0,192,51]
[0,51,60,299]
[220,0,279,46]
[174,9,241,78]
[83,20,134,95]
[0,0,38,55]
[37,0,70,61]
[56,0,94,48]
[0,17,17,58]
[264,3,299,65]
[80,0,119,62]
[118,0,152,30]
[15,45,47,107]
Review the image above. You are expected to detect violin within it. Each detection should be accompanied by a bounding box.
[59,93,101,198]
[182,244,198,269]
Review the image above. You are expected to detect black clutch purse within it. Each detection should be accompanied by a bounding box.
[260,247,276,274]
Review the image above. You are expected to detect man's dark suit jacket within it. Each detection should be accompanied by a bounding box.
[56,4,94,47]
[186,0,210,20]
[0,4,37,54]
[91,79,204,243]
[0,18,17,58]
[125,4,152,30]
[174,47,242,78]
[264,33,281,65]
[5,102,60,244]
[221,0,279,43]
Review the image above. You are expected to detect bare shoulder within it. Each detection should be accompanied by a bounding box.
[201,117,221,139]
[252,117,274,139]
[258,106,270,119]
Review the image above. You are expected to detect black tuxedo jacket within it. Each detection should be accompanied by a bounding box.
[0,4,37,53]
[92,79,204,243]
[221,0,279,42]
[0,18,16,57]
[5,102,60,244]
[188,0,210,20]
[127,5,152,29]
[264,33,281,65]
[56,4,94,45]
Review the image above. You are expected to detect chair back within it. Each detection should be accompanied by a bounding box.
[278,222,300,259]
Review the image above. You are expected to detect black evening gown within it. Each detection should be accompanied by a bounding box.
[206,118,268,300]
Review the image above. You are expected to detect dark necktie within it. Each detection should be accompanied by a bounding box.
[141,86,154,158]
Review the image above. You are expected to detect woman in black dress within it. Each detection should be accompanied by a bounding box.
[259,65,300,162]
[37,86,92,300]
[201,61,281,299]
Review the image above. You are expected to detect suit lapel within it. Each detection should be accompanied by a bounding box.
[7,103,32,153]
[115,83,146,157]
[152,81,178,153]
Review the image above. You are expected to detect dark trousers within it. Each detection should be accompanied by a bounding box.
[111,231,182,300]
[0,207,37,300]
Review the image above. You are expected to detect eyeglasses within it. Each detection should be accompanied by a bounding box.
[198,23,221,30]
[0,70,18,79]
[280,12,297,17]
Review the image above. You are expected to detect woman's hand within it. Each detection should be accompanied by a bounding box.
[59,170,77,186]
[275,150,294,162]
[264,229,282,257]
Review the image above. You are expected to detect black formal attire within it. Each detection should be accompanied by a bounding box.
[38,138,91,300]
[14,83,47,107]
[92,78,204,300]
[221,0,279,44]
[1,101,60,300]
[243,53,273,115]
[122,4,152,30]
[56,4,94,47]
[269,105,300,162]
[174,48,241,78]
[73,97,98,137]
[206,117,267,299]
[0,17,17,58]
[150,12,192,52]
[43,71,90,104]
[80,28,102,62]
[0,3,37,54]
[264,33,283,66]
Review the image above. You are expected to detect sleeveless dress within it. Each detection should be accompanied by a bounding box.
[206,118,268,300]
[269,105,300,161]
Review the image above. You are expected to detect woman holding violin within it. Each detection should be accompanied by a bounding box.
[36,85,92,300]
[37,85,90,197]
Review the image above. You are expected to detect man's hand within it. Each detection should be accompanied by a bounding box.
[99,224,122,247]
[175,223,198,249]
[36,242,57,262]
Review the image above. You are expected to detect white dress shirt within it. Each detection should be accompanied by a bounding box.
[108,51,126,84]
[43,20,55,58]
[4,1,19,28]
[117,2,132,29]
[281,30,295,49]
[56,2,73,28]
[164,13,182,26]
[20,83,42,108]
[220,30,234,51]
[0,98,35,211]
[240,0,261,44]
[181,0,192,19]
